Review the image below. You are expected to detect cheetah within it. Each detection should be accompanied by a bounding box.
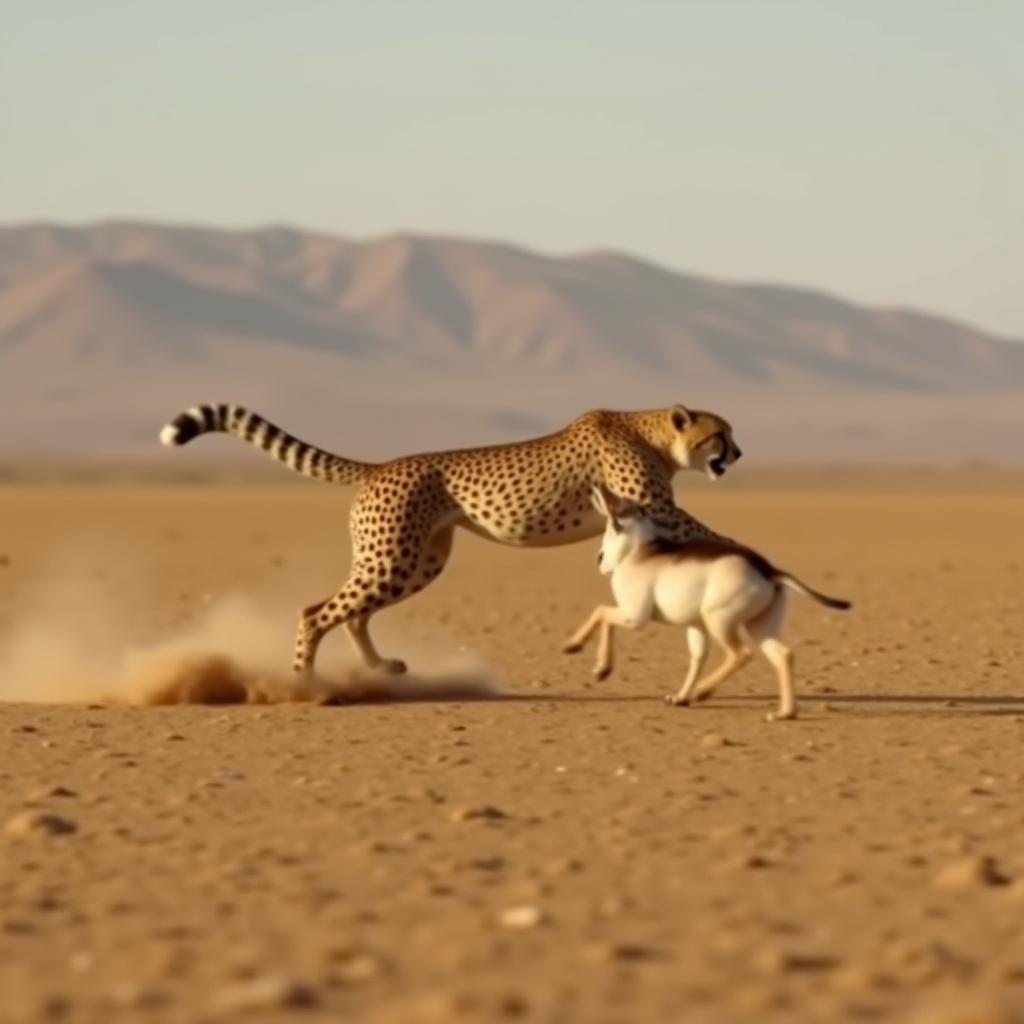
[160,403,742,675]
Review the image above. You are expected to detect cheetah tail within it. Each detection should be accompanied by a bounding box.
[159,404,374,485]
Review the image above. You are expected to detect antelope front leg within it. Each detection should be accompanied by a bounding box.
[563,606,606,655]
[591,606,642,681]
[594,618,615,681]
[666,626,709,706]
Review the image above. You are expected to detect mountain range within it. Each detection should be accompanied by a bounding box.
[1,221,1022,463]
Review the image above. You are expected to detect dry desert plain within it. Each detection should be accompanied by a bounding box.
[0,466,1023,1024]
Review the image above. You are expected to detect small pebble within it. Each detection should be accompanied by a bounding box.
[24,786,76,803]
[449,805,507,823]
[333,954,383,983]
[498,905,544,930]
[4,812,77,838]
[932,855,1010,891]
[210,975,317,1013]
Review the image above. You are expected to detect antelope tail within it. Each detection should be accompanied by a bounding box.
[775,572,851,611]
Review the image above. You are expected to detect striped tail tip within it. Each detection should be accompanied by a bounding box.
[160,410,203,447]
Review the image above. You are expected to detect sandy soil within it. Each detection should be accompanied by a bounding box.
[1,472,1023,1024]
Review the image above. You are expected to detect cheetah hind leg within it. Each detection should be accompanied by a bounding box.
[347,615,408,675]
[293,589,386,677]
[293,582,409,677]
[293,529,455,677]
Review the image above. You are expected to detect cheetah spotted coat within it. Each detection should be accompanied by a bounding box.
[161,404,741,674]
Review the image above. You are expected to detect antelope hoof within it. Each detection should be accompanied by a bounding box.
[665,694,690,707]
[593,666,611,682]
[766,708,797,722]
[376,658,408,676]
[563,641,583,655]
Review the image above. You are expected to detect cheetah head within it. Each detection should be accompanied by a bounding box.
[667,404,742,480]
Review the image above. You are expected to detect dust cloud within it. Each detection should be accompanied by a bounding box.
[0,571,498,707]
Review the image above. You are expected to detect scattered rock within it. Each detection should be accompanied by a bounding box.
[882,940,976,985]
[700,732,729,749]
[467,856,505,872]
[449,805,507,823]
[604,942,662,962]
[754,947,841,975]
[731,853,773,871]
[495,992,530,1017]
[4,811,77,838]
[544,856,583,876]
[109,983,169,1009]
[332,953,383,984]
[24,785,77,803]
[210,975,317,1013]
[498,905,544,930]
[932,855,1011,891]
[709,824,750,843]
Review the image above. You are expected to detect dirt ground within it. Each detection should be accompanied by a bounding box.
[0,470,1022,1024]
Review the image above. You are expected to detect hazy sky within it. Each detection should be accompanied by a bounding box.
[3,1,1022,336]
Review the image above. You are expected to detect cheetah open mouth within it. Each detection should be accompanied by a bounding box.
[707,456,727,480]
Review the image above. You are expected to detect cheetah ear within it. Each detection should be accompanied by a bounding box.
[671,404,694,431]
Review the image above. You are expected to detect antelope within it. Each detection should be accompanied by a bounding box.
[563,486,851,720]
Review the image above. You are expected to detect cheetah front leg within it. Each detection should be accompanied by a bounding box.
[598,442,725,545]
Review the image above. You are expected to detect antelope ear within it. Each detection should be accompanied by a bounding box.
[671,404,694,431]
[593,482,621,517]
[603,487,642,522]
[613,495,644,521]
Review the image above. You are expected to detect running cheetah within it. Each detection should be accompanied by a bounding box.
[160,403,742,675]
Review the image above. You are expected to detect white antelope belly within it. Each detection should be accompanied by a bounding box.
[649,565,710,625]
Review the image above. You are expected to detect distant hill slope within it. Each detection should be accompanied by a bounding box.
[1,221,1022,463]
